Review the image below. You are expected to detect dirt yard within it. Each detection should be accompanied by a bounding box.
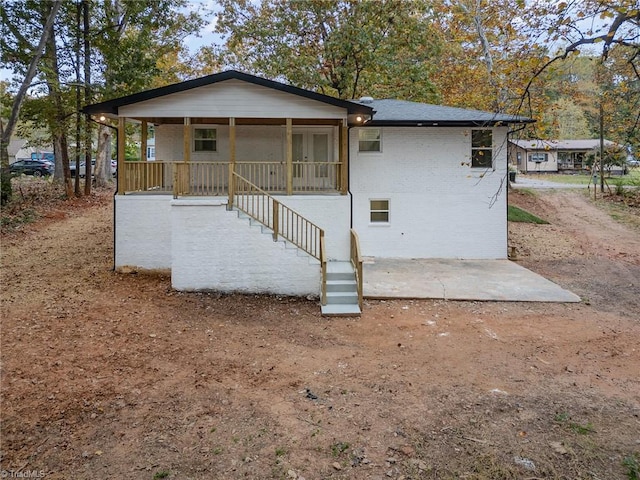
[1,184,639,479]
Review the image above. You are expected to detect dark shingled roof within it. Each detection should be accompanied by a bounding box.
[358,99,534,126]
[83,70,533,127]
[510,139,617,150]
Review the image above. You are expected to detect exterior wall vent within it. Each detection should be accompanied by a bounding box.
[359,96,374,104]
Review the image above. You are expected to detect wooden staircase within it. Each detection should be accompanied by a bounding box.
[230,172,362,316]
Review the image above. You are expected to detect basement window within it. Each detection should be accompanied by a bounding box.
[359,128,381,152]
[471,129,492,168]
[370,199,389,223]
[194,127,217,152]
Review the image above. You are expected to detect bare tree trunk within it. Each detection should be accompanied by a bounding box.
[94,124,112,187]
[0,0,61,205]
[83,0,92,196]
[74,0,82,196]
[44,16,73,198]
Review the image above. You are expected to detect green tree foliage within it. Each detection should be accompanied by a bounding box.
[92,0,205,99]
[216,0,441,101]
[1,0,204,199]
[518,1,639,149]
[0,0,62,203]
[544,98,592,139]
[432,0,551,114]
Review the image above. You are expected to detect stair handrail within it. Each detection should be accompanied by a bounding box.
[350,229,363,310]
[320,232,327,305]
[231,172,325,261]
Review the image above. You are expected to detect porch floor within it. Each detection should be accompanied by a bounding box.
[363,258,580,302]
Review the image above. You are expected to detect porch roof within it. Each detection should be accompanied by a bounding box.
[83,70,374,117]
[356,99,534,127]
[510,139,618,152]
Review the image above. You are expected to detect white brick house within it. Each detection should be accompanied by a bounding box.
[84,71,533,315]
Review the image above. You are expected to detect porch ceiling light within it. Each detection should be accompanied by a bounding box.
[356,115,363,122]
[99,115,106,122]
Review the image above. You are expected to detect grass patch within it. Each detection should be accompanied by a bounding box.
[623,453,639,480]
[555,412,595,435]
[527,170,640,186]
[331,441,350,457]
[508,205,549,224]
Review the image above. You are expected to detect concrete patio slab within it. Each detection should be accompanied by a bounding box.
[363,258,581,302]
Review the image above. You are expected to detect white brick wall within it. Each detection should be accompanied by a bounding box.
[115,195,173,269]
[115,194,350,293]
[350,126,509,259]
[170,199,321,294]
[156,124,338,164]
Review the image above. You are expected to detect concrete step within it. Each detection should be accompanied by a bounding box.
[326,262,356,281]
[325,291,359,305]
[321,303,361,316]
[326,279,357,293]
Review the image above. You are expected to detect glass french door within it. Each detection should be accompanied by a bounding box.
[292,129,332,190]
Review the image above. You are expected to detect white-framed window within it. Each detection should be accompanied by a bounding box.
[370,199,389,223]
[359,128,381,152]
[471,129,492,168]
[194,127,217,152]
[529,153,548,163]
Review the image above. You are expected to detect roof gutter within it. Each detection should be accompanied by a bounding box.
[366,119,535,127]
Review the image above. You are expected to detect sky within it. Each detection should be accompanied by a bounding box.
[183,0,222,52]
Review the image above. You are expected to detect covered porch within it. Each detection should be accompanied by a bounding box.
[115,116,351,198]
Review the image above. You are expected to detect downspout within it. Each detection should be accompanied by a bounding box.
[348,124,353,229]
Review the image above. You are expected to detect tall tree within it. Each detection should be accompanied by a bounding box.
[518,1,639,143]
[89,0,205,186]
[216,0,441,101]
[2,0,204,200]
[0,0,61,205]
[431,0,551,115]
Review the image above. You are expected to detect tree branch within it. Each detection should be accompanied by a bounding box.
[1,1,61,146]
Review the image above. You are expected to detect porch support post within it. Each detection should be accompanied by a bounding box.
[140,120,148,190]
[340,118,348,194]
[183,117,191,162]
[117,116,126,195]
[228,117,236,209]
[180,117,190,196]
[286,118,293,195]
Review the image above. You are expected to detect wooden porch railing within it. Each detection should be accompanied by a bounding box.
[232,172,325,261]
[174,162,229,196]
[122,161,171,192]
[121,161,343,195]
[350,229,363,311]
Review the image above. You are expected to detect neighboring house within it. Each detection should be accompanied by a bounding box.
[83,70,532,315]
[7,137,28,164]
[7,134,53,165]
[146,136,156,161]
[509,138,622,174]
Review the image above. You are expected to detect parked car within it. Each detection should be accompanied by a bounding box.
[9,159,54,177]
[626,158,640,167]
[70,159,117,177]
